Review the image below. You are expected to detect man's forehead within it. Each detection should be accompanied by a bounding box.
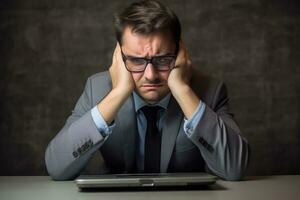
[122,27,175,55]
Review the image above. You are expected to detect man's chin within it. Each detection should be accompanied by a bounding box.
[136,92,162,104]
[135,87,170,104]
[142,95,161,104]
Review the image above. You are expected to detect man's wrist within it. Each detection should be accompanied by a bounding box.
[169,81,190,97]
[170,83,200,119]
[113,86,133,99]
[97,87,132,125]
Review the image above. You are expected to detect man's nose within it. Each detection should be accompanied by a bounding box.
[144,63,159,80]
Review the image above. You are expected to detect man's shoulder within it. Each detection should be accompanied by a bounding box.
[88,71,110,82]
[85,71,111,88]
[191,70,224,92]
[191,70,226,104]
[83,71,112,95]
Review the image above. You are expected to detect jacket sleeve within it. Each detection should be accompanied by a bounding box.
[45,78,108,180]
[187,82,250,181]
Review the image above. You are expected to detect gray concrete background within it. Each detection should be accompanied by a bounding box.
[0,0,299,176]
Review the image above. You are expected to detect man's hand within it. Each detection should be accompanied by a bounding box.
[97,44,134,125]
[167,41,193,91]
[167,41,200,119]
[109,43,135,96]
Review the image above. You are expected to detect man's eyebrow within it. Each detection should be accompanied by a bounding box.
[126,52,176,59]
[157,53,176,56]
[125,54,145,59]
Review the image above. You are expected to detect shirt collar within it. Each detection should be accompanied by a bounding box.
[133,91,171,112]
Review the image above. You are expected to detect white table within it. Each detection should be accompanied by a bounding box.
[0,175,299,200]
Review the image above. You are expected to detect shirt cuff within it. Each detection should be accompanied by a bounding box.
[91,106,115,137]
[183,101,206,137]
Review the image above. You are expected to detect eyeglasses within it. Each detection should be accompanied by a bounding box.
[121,50,176,73]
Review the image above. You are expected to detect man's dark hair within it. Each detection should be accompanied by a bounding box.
[114,0,181,51]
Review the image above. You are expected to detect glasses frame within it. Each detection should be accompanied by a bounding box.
[121,49,177,73]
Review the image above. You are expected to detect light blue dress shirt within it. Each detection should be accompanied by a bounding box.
[91,92,206,172]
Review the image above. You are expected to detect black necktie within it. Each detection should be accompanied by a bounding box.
[141,106,162,173]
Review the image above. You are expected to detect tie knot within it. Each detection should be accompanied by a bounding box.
[141,106,162,120]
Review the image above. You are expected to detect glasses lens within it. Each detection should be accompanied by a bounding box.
[126,58,147,71]
[153,57,175,70]
[123,54,176,72]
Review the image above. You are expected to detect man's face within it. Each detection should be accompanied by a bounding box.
[121,27,176,104]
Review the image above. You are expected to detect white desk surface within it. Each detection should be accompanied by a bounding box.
[0,175,299,200]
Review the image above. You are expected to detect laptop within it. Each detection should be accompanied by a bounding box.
[75,173,217,189]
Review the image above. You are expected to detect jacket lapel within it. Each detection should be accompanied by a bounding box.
[118,95,138,172]
[160,96,183,172]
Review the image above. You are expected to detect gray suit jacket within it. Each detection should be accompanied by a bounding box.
[45,71,249,181]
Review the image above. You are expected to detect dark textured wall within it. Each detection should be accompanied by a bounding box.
[0,0,299,176]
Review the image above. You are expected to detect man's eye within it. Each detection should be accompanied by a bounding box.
[156,57,173,64]
[129,58,145,65]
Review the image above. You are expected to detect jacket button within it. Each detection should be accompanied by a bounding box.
[72,151,79,158]
[198,137,205,144]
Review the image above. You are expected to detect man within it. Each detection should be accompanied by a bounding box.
[45,0,249,181]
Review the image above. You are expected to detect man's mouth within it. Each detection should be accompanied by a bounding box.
[142,84,163,88]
